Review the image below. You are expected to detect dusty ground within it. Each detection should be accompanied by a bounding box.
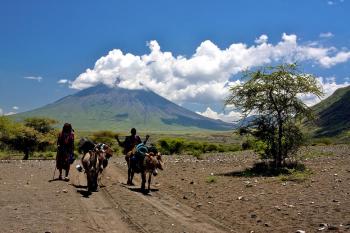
[0,145,349,233]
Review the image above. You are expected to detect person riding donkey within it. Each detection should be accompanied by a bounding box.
[116,128,149,170]
[56,123,75,181]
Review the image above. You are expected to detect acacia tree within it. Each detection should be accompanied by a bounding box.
[226,64,323,168]
[0,117,58,159]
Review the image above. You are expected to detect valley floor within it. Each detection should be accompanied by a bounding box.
[0,145,349,232]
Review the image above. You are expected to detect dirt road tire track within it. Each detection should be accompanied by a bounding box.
[97,161,234,233]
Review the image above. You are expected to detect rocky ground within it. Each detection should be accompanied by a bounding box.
[0,145,349,232]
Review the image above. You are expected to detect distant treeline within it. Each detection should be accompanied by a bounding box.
[1,116,345,160]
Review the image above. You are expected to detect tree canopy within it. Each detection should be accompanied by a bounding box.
[0,116,58,159]
[226,64,324,167]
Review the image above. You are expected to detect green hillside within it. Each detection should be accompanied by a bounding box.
[311,85,350,137]
[13,85,234,132]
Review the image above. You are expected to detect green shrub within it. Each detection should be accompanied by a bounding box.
[158,138,185,154]
[185,141,204,152]
[204,143,218,152]
[206,175,217,183]
[242,138,255,150]
[190,149,203,159]
[157,137,241,156]
[311,137,334,146]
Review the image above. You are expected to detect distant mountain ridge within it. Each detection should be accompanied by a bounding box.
[311,85,350,137]
[14,85,234,131]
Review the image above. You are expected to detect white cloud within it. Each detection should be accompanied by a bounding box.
[319,32,334,38]
[4,112,16,116]
[299,77,349,106]
[57,79,71,84]
[0,108,3,115]
[255,34,268,44]
[196,107,242,123]
[12,106,19,110]
[328,1,334,5]
[24,76,43,82]
[319,51,350,68]
[71,33,350,107]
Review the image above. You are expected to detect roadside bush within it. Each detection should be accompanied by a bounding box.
[0,116,58,159]
[241,138,255,150]
[310,137,333,146]
[157,137,241,156]
[204,143,218,152]
[185,141,204,152]
[158,138,185,154]
[189,149,203,160]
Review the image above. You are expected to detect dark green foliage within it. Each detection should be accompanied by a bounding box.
[157,137,241,156]
[24,117,58,133]
[158,138,185,154]
[226,64,323,167]
[0,116,58,159]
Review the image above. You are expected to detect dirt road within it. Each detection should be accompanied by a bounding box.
[1,145,349,232]
[0,159,231,233]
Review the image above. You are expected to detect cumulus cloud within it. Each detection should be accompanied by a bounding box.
[255,34,268,44]
[197,107,242,123]
[299,77,349,106]
[24,76,43,82]
[71,33,350,107]
[319,51,350,68]
[319,32,334,38]
[57,79,72,85]
[12,106,19,110]
[0,108,3,115]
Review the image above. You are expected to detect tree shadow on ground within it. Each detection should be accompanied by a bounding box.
[218,161,306,177]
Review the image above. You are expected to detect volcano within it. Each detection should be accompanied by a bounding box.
[14,85,234,131]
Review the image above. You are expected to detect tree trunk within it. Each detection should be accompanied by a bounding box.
[23,150,29,160]
[277,120,283,168]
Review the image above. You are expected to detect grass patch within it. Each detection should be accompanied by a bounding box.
[279,168,312,183]
[206,175,217,183]
[189,149,203,160]
[302,150,335,159]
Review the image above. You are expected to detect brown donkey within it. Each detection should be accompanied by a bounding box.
[126,149,163,194]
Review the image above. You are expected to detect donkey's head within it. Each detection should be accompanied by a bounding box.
[145,152,164,176]
[94,143,113,170]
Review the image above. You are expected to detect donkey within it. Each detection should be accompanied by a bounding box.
[126,145,163,193]
[81,142,113,192]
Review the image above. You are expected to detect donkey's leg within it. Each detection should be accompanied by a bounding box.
[127,166,132,185]
[148,172,152,192]
[86,173,92,192]
[141,172,146,193]
[130,169,135,186]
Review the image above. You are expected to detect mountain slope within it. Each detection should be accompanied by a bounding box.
[14,85,234,131]
[311,85,350,137]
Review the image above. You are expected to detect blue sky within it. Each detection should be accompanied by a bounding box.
[0,0,349,121]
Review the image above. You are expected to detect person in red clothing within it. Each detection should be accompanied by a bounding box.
[56,123,74,181]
